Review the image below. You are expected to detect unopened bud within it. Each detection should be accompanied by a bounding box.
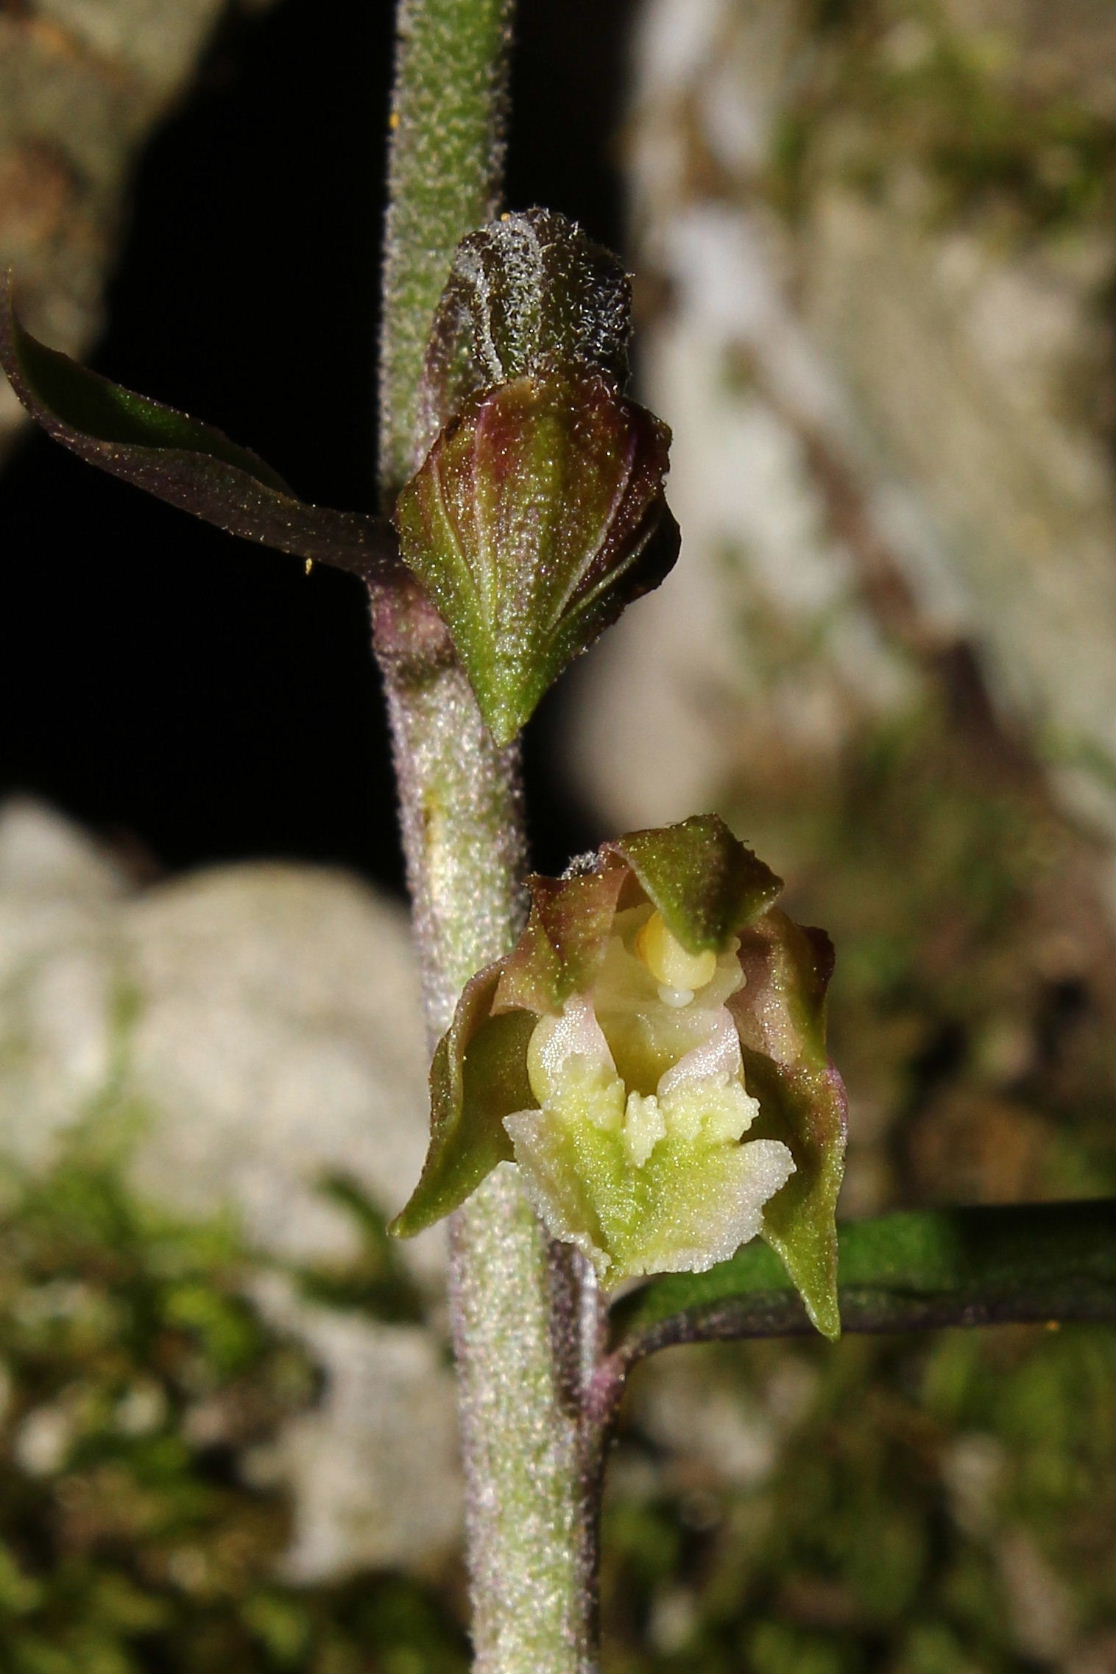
[395,211,680,743]
[394,368,678,744]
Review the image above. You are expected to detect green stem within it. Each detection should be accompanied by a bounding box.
[375,4,603,1669]
[449,1190,605,1673]
[379,0,512,503]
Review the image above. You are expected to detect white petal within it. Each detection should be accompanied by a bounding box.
[638,1139,796,1275]
[657,1006,742,1097]
[502,1109,611,1274]
[526,996,616,1104]
[623,1090,667,1166]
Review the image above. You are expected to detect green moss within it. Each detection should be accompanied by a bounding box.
[764,0,1114,240]
[292,1173,427,1325]
[600,1323,1113,1671]
[0,1145,466,1672]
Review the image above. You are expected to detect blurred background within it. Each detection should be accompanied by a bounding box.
[0,0,1112,1668]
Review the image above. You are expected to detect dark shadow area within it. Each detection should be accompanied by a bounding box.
[0,0,637,885]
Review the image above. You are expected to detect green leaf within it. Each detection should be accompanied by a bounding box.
[390,967,532,1237]
[608,1201,1116,1364]
[0,273,394,579]
[609,815,783,954]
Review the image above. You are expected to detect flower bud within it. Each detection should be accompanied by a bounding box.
[394,368,678,744]
[417,208,632,439]
[392,816,847,1337]
[395,211,680,743]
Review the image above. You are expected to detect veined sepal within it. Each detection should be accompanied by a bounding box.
[394,369,677,743]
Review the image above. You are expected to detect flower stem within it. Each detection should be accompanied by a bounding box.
[379,0,512,505]
[375,3,605,1668]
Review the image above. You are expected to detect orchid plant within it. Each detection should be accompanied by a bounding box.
[2,2,1111,1670]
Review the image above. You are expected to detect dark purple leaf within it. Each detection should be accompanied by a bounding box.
[0,273,395,581]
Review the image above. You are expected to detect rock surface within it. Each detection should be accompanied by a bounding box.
[0,796,460,1577]
[0,0,276,462]
[568,0,1114,838]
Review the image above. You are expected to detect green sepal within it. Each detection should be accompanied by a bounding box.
[608,815,783,954]
[390,966,534,1237]
[394,369,678,744]
[0,273,393,579]
[730,911,847,1338]
[489,818,781,1011]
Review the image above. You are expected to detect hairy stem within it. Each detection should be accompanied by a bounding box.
[379,0,512,503]
[375,3,604,1669]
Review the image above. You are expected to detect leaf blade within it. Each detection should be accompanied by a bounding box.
[608,1200,1116,1365]
[0,274,394,579]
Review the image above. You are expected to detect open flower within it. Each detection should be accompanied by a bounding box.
[505,904,795,1280]
[392,816,847,1336]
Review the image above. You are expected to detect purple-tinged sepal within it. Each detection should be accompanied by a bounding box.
[394,370,677,744]
[729,913,848,1338]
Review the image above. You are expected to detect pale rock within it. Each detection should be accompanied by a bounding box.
[631,1351,778,1490]
[569,0,1114,839]
[251,1274,461,1581]
[122,861,434,1272]
[0,797,459,1576]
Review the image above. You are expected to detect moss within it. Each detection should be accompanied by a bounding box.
[291,1173,427,1325]
[600,1324,1113,1672]
[764,0,1115,240]
[0,1143,466,1672]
